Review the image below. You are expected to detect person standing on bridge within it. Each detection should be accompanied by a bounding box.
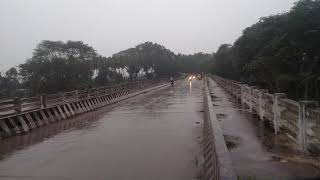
[170,76,174,87]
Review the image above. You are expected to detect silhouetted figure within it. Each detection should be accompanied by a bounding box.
[170,77,174,87]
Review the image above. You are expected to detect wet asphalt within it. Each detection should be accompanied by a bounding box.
[1,77,319,180]
[0,79,203,180]
[208,78,320,180]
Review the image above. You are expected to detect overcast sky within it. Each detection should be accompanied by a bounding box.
[0,0,297,72]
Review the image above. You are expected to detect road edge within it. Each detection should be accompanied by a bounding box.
[203,75,237,180]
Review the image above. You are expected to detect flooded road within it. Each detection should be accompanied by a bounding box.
[0,79,203,180]
[208,78,320,179]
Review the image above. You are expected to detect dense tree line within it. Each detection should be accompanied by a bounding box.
[0,41,212,98]
[2,0,318,100]
[213,0,320,100]
[0,68,20,97]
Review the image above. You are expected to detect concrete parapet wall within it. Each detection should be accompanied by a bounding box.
[203,76,237,180]
[0,80,157,118]
[211,75,320,154]
[0,81,169,138]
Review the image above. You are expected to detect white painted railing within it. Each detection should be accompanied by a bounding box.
[211,75,320,154]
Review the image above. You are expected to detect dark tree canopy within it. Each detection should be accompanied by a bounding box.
[19,40,98,94]
[212,0,320,100]
[3,0,318,100]
[1,41,212,98]
[0,67,20,98]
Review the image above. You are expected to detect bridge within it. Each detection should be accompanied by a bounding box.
[0,76,319,180]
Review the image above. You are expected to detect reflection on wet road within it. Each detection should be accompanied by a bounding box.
[0,79,203,180]
[208,78,320,179]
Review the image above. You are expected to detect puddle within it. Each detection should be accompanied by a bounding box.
[208,78,320,178]
[216,113,227,119]
[224,135,242,149]
[210,94,218,99]
[270,156,289,163]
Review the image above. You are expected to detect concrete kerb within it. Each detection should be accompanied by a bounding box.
[203,76,237,180]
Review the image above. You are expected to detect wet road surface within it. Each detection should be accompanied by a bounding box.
[0,79,203,180]
[208,78,320,179]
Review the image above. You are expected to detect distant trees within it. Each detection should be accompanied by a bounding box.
[177,52,214,74]
[212,44,235,79]
[2,0,318,101]
[212,0,320,100]
[19,40,98,94]
[0,68,20,98]
[1,41,212,98]
[111,42,179,79]
[94,57,124,86]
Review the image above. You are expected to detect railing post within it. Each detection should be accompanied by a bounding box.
[240,84,248,106]
[273,93,286,134]
[40,94,47,109]
[298,101,318,153]
[14,97,21,115]
[86,89,90,99]
[75,90,79,101]
[232,83,237,98]
[94,88,98,97]
[61,92,66,102]
[249,86,257,113]
[258,89,268,120]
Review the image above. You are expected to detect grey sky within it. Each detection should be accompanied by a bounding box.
[0,0,297,72]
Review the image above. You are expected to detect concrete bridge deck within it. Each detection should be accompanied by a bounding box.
[0,80,203,180]
[0,78,319,180]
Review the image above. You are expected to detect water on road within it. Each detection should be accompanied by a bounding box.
[208,78,320,179]
[0,80,204,180]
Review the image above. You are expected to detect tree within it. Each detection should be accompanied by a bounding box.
[211,0,320,100]
[0,67,20,97]
[111,42,180,79]
[19,40,98,94]
[0,41,214,99]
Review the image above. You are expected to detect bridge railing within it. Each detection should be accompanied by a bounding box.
[210,75,320,154]
[0,79,169,138]
[0,80,159,119]
[203,76,236,180]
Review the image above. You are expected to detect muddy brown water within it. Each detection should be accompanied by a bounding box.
[208,78,320,180]
[0,80,203,180]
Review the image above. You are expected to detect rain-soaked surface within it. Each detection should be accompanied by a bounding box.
[208,78,320,179]
[0,79,203,180]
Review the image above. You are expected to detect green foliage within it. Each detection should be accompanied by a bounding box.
[177,52,214,74]
[94,57,124,86]
[212,44,236,79]
[19,40,97,94]
[111,42,178,79]
[1,41,212,98]
[212,0,320,100]
[0,68,20,98]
